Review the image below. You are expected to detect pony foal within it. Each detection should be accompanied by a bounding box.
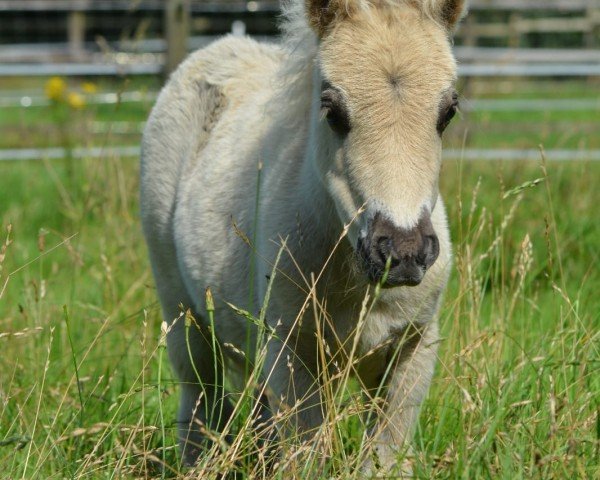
[141,0,465,474]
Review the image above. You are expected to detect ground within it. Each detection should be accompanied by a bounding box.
[0,76,598,478]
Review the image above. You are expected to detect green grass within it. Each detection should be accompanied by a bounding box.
[0,77,598,478]
[0,99,153,126]
[0,77,598,152]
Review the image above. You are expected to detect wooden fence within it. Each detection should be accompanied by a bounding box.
[0,0,599,75]
[462,0,600,48]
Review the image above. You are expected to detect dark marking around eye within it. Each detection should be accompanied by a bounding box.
[437,91,459,135]
[320,81,351,137]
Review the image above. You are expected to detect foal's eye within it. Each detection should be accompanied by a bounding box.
[320,87,351,137]
[437,92,459,135]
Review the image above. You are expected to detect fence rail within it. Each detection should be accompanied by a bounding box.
[4,89,599,112]
[0,0,278,13]
[6,41,598,63]
[2,62,599,78]
[2,1,597,12]
[2,145,598,163]
[454,46,600,64]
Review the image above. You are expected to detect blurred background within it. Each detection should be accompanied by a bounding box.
[0,0,598,160]
[0,1,598,478]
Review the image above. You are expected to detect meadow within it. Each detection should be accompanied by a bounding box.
[0,75,598,478]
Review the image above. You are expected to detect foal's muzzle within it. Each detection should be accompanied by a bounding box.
[357,212,439,287]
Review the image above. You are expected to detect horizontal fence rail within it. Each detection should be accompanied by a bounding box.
[1,63,599,77]
[458,63,600,76]
[5,42,598,63]
[0,1,280,13]
[453,47,600,64]
[0,91,158,108]
[1,61,598,78]
[1,1,598,12]
[0,63,162,76]
[2,90,599,113]
[444,149,600,162]
[1,146,599,162]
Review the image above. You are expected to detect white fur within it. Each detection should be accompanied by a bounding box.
[141,0,463,472]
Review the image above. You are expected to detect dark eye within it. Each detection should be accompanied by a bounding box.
[437,92,459,135]
[321,86,351,137]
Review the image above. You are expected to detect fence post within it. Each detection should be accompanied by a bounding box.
[462,14,477,47]
[508,11,522,48]
[165,0,191,75]
[585,7,599,48]
[68,11,86,61]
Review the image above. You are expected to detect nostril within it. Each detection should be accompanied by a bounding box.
[375,236,391,264]
[416,250,428,268]
[375,236,399,267]
[421,234,440,268]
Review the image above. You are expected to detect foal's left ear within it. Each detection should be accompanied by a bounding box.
[437,0,468,32]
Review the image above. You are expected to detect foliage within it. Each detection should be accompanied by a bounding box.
[0,78,598,478]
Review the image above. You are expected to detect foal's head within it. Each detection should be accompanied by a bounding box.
[306,0,465,287]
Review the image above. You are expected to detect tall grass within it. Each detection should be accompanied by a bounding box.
[0,78,598,477]
[1,149,597,478]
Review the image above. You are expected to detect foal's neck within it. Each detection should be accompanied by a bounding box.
[297,66,337,220]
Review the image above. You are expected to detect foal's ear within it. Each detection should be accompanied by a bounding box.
[437,0,468,32]
[305,0,346,37]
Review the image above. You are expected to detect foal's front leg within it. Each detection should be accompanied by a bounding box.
[263,336,325,443]
[363,322,439,476]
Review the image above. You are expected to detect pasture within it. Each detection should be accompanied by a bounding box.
[0,75,598,478]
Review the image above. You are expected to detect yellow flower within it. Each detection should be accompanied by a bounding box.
[45,76,67,101]
[67,92,85,109]
[82,82,98,94]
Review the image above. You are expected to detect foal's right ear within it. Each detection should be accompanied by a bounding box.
[305,0,346,37]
